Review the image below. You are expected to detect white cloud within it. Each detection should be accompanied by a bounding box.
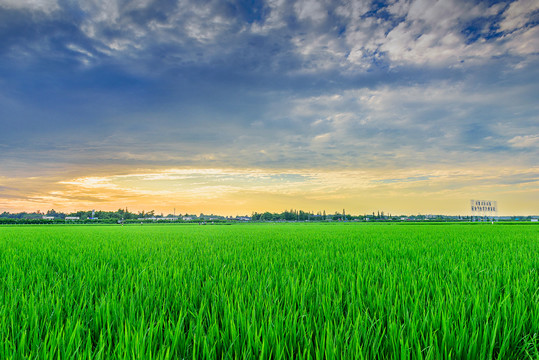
[291,32,349,72]
[335,0,372,19]
[0,0,58,13]
[379,0,491,66]
[341,17,388,69]
[499,0,539,32]
[335,0,538,68]
[7,0,536,73]
[386,0,411,18]
[250,0,288,34]
[294,0,327,23]
[280,78,539,169]
[508,134,539,148]
[502,25,539,58]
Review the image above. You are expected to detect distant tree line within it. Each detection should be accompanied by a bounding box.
[251,209,410,221]
[0,209,534,224]
[251,209,352,221]
[0,209,226,224]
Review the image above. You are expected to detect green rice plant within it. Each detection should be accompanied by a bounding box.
[0,223,537,359]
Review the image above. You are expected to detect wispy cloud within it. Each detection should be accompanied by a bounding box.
[508,134,539,148]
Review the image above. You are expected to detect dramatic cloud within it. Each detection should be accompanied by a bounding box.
[0,0,538,214]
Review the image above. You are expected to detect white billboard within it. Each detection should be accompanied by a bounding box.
[470,199,497,214]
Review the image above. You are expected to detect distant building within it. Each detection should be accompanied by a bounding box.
[42,216,55,220]
[65,216,80,220]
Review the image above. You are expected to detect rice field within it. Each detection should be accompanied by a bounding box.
[0,223,537,359]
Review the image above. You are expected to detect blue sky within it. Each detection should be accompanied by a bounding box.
[0,0,538,215]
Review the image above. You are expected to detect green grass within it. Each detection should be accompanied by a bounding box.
[0,223,537,359]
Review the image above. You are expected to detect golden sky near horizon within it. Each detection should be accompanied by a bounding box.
[2,166,537,216]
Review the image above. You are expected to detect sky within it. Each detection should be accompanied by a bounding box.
[0,0,538,216]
